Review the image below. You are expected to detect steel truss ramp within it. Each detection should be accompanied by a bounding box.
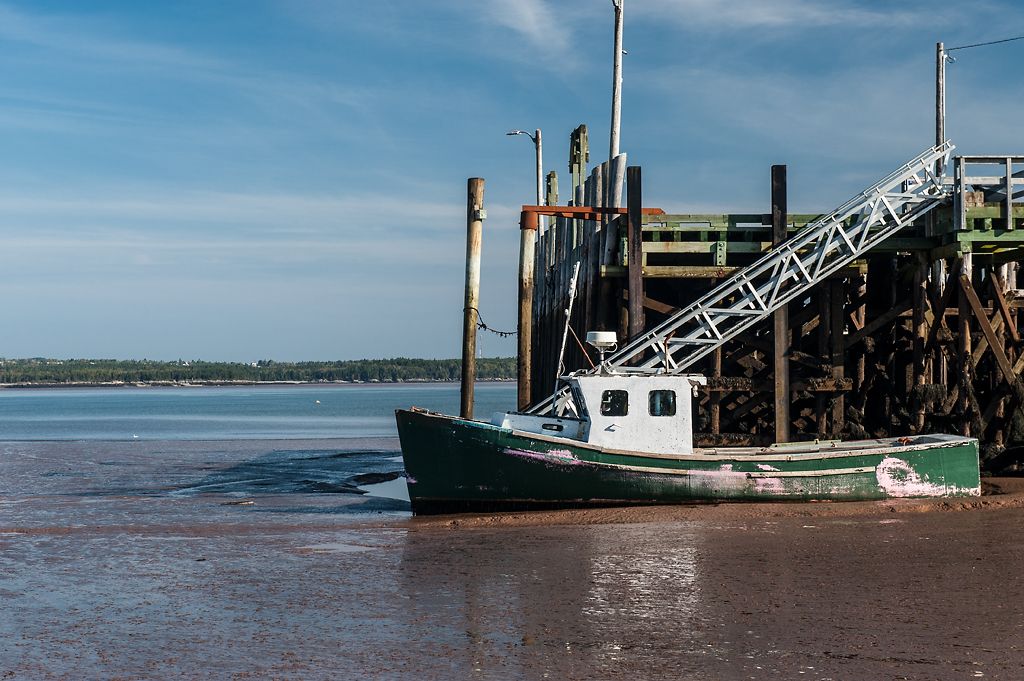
[602,142,955,375]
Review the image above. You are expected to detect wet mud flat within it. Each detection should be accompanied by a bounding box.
[2,440,1023,680]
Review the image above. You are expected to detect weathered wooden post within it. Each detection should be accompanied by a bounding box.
[518,210,535,411]
[462,178,485,420]
[710,347,722,435]
[912,252,928,433]
[600,153,626,332]
[626,165,643,342]
[772,164,790,443]
[953,156,972,435]
[816,288,830,437]
[958,252,973,435]
[830,279,845,437]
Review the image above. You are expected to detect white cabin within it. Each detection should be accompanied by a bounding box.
[491,374,707,456]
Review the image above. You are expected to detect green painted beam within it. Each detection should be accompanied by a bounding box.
[956,230,1024,243]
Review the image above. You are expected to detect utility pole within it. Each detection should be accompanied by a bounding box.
[609,0,624,164]
[936,42,946,176]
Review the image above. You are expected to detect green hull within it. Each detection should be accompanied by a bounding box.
[396,409,981,515]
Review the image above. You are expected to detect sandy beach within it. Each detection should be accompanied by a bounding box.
[2,439,1023,679]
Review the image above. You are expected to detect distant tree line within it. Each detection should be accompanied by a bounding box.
[0,357,516,385]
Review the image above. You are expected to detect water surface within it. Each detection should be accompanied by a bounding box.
[0,382,516,440]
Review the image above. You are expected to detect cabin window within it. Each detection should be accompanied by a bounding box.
[600,390,628,416]
[649,390,676,416]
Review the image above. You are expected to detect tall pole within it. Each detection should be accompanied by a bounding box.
[936,42,946,176]
[931,42,947,308]
[513,130,542,410]
[535,129,544,228]
[517,132,542,410]
[462,178,485,420]
[771,165,790,443]
[626,165,643,343]
[609,0,624,164]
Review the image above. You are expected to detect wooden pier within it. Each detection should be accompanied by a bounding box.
[522,148,1024,457]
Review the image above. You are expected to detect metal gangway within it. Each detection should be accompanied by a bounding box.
[529,142,955,415]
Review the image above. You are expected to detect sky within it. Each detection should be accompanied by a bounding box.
[0,0,1021,362]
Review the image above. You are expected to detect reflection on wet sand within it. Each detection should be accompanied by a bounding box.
[584,528,701,622]
[397,524,722,678]
[3,440,1023,679]
[399,514,1024,679]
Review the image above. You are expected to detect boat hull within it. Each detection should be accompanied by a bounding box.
[396,409,981,515]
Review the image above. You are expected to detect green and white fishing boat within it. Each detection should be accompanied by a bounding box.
[396,372,979,515]
[397,144,981,515]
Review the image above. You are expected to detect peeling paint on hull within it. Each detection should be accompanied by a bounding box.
[396,409,981,515]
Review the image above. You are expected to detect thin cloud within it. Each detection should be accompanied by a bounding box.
[0,3,223,70]
[635,0,929,30]
[484,0,569,52]
[0,190,463,230]
[640,58,933,154]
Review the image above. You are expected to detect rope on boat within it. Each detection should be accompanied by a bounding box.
[567,324,596,370]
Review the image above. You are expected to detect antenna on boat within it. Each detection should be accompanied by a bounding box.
[552,262,582,414]
[586,331,617,371]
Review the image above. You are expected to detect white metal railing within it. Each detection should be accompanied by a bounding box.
[603,142,955,374]
[526,142,955,416]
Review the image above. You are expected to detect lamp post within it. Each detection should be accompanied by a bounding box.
[507,129,544,227]
[507,128,543,410]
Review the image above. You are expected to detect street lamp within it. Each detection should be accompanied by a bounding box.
[507,128,543,411]
[507,129,544,231]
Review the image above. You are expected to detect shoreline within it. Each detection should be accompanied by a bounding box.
[0,378,515,390]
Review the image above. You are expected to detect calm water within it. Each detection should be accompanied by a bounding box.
[0,382,516,440]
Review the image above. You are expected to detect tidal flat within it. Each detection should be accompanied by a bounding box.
[2,439,1023,680]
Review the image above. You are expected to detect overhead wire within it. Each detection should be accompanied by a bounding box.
[947,35,1024,51]
[945,34,1024,62]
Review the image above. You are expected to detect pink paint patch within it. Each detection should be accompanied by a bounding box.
[405,476,418,484]
[505,447,584,466]
[875,456,947,497]
[688,468,749,494]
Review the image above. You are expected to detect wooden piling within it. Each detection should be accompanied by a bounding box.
[816,288,829,437]
[461,178,484,420]
[517,214,535,411]
[710,347,722,434]
[853,276,867,402]
[958,253,973,435]
[626,166,643,343]
[912,253,928,433]
[771,165,790,443]
[830,279,846,437]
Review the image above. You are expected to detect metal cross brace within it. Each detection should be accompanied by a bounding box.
[602,142,955,375]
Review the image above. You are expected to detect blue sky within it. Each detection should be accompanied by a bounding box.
[0,0,1021,361]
